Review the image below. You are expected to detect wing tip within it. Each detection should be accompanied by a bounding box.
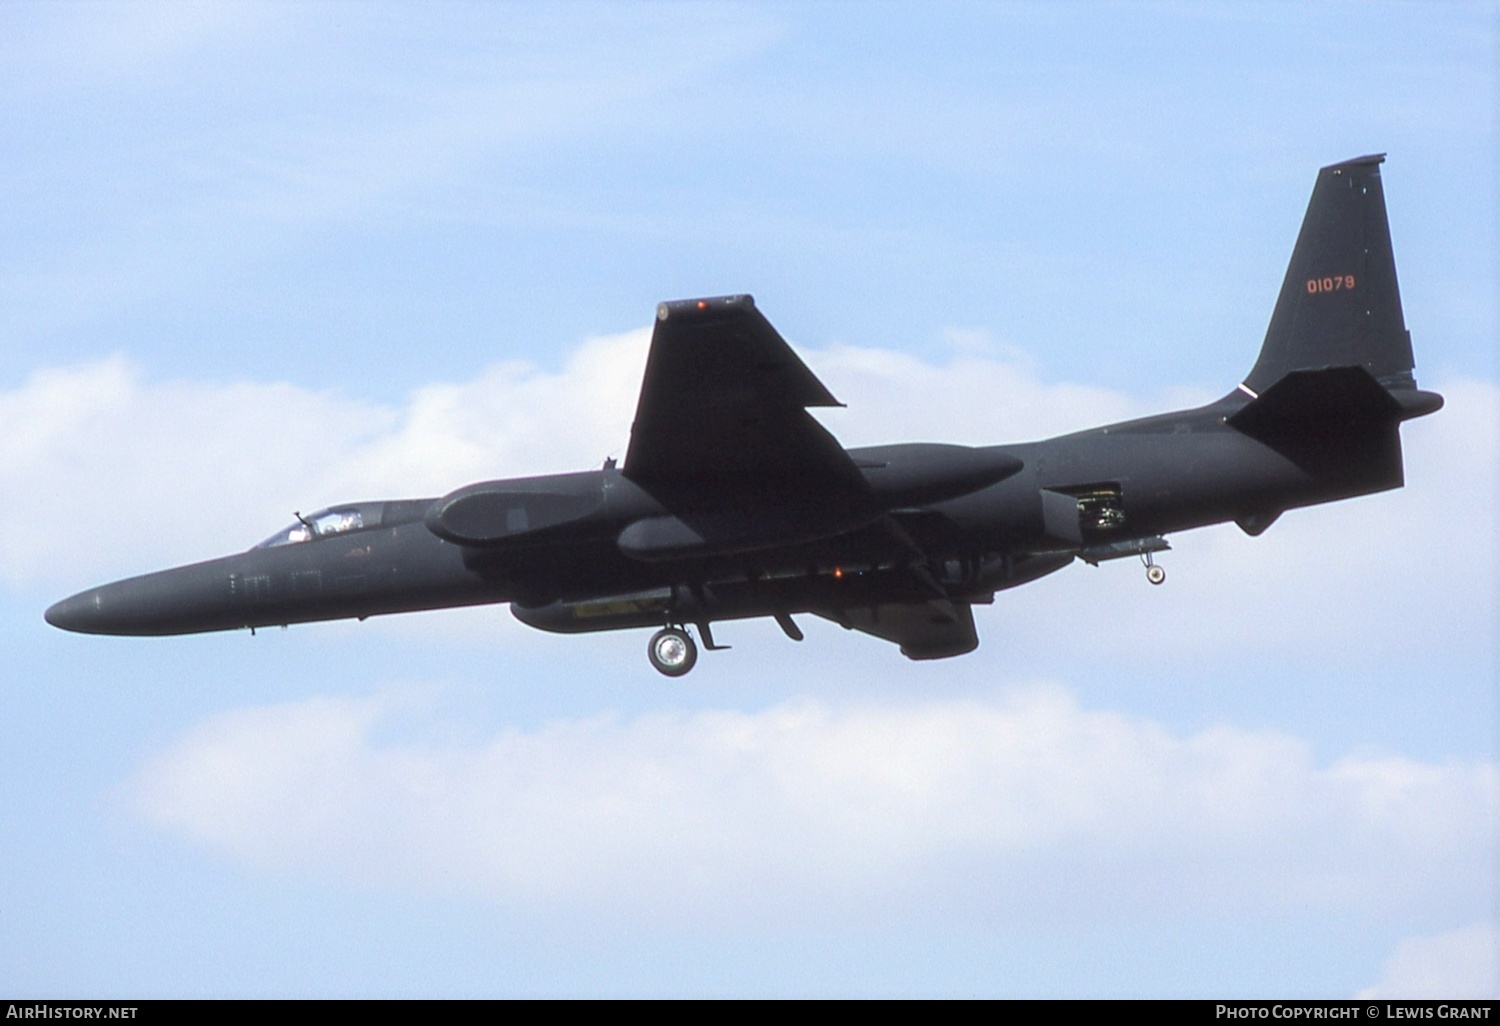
[656,294,755,322]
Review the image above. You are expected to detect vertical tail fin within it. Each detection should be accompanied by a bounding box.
[1228,156,1442,499]
[1243,154,1417,395]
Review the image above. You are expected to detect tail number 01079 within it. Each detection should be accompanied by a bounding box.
[1306,274,1356,294]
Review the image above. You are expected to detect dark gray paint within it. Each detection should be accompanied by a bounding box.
[46,156,1443,672]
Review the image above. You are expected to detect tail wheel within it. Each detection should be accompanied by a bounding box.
[1146,564,1166,586]
[647,627,698,677]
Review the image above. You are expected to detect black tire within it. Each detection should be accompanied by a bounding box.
[647,627,698,676]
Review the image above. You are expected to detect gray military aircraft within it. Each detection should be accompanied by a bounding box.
[46,155,1442,675]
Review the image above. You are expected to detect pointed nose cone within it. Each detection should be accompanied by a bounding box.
[45,560,248,636]
[45,589,107,633]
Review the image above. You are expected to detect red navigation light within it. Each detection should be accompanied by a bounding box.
[697,300,708,310]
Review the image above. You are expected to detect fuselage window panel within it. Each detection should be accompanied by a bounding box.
[255,507,367,549]
[312,509,363,537]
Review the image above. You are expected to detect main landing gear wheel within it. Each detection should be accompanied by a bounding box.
[648,627,698,677]
[1141,550,1166,585]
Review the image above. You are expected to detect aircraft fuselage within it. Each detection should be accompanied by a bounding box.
[45,156,1445,673]
[44,386,1433,639]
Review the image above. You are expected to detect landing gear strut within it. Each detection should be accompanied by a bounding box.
[647,626,698,677]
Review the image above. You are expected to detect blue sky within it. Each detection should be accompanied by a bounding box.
[1,2,1495,997]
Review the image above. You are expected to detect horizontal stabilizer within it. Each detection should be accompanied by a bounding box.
[1228,366,1404,481]
[1231,366,1400,438]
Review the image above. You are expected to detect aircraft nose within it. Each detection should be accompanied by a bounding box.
[45,560,253,636]
[45,589,107,634]
[44,570,212,635]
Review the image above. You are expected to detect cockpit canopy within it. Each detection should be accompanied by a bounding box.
[254,500,433,549]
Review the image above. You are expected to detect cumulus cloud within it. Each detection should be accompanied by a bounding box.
[1358,923,1499,999]
[129,684,1496,924]
[0,329,1167,586]
[5,328,1485,532]
[804,341,1171,446]
[0,332,646,585]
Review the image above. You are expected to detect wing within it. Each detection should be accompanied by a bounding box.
[622,295,868,505]
[813,600,979,661]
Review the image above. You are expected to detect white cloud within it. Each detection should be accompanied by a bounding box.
[0,330,1159,586]
[805,342,1173,446]
[0,356,392,584]
[1358,923,1499,999]
[0,332,646,585]
[130,684,1496,924]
